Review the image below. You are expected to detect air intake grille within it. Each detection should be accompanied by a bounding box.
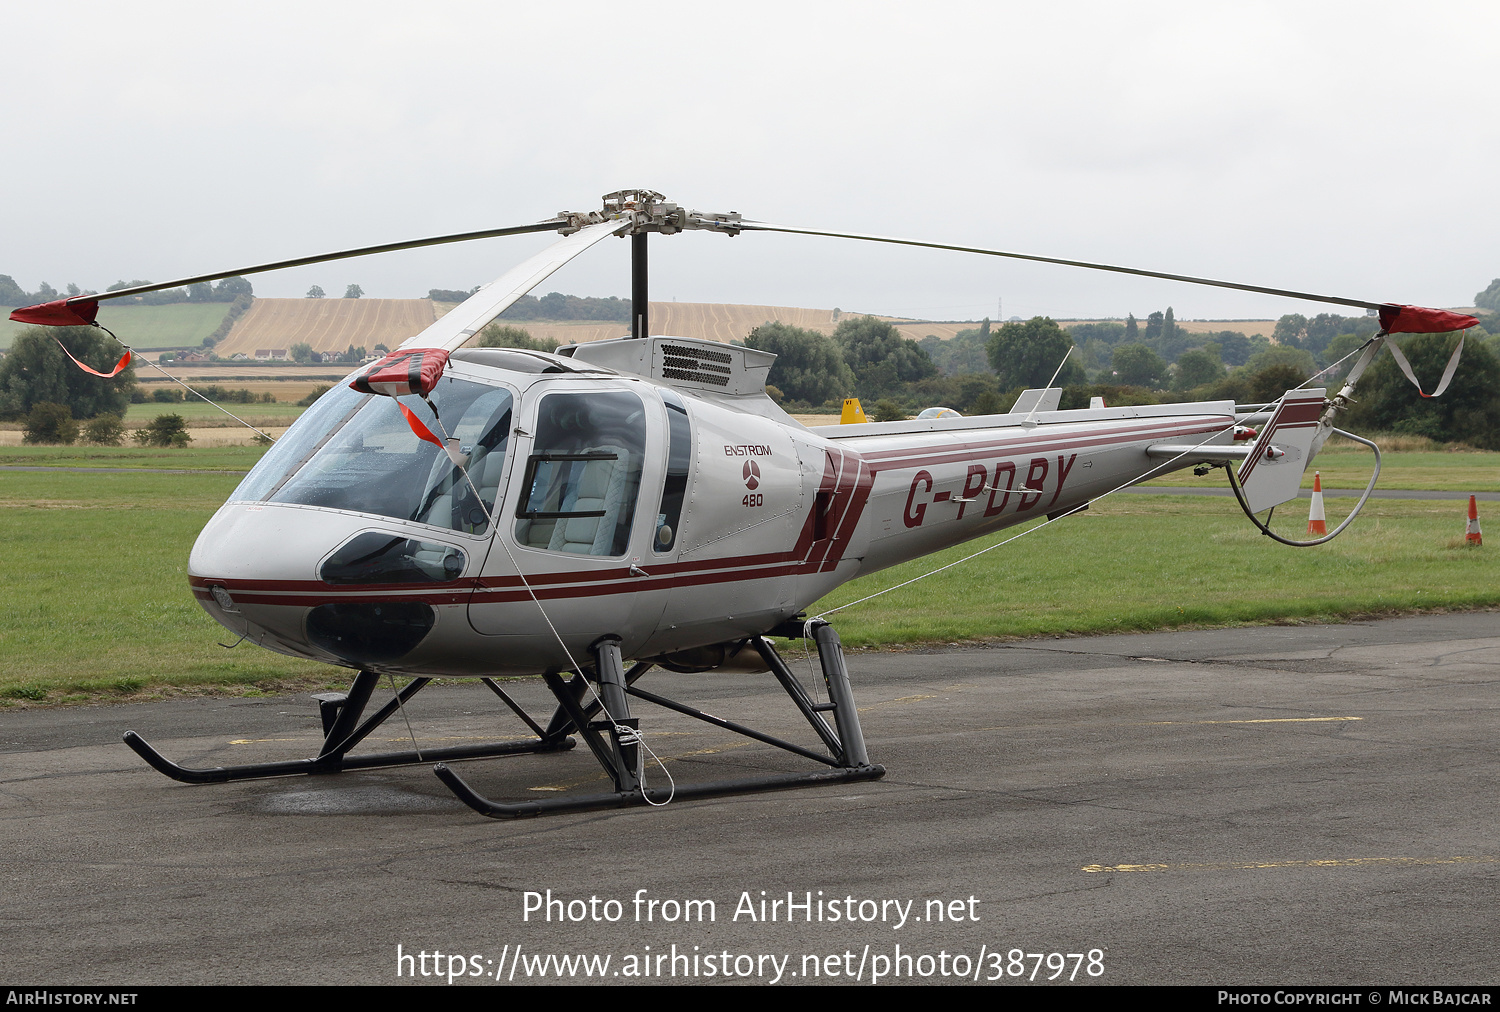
[660,343,732,387]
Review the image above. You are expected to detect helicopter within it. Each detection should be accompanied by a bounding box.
[11,188,1478,818]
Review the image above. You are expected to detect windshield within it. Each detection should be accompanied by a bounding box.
[249,377,515,535]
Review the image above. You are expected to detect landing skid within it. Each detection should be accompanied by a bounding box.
[123,620,885,817]
[436,619,886,818]
[123,673,573,784]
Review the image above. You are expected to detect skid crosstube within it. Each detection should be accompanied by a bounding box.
[123,670,573,784]
[432,619,886,818]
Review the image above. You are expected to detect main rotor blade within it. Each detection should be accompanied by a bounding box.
[398,219,632,353]
[735,220,1385,312]
[72,219,568,305]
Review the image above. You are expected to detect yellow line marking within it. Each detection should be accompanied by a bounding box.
[857,683,975,713]
[228,738,304,744]
[975,716,1364,733]
[1143,716,1364,726]
[1082,855,1498,874]
[858,693,938,712]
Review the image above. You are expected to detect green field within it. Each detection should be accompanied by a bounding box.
[0,303,233,350]
[0,445,1495,702]
[809,494,1497,648]
[1140,443,1500,493]
[0,445,265,470]
[122,400,306,426]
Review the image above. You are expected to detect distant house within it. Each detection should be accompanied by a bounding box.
[255,348,288,360]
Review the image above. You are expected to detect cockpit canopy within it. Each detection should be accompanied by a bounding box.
[231,376,514,535]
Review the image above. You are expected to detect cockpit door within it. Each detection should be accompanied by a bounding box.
[466,385,670,658]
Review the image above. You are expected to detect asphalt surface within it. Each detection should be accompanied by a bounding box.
[2,612,1496,986]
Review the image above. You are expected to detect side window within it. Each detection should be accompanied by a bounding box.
[513,391,646,556]
[653,389,691,552]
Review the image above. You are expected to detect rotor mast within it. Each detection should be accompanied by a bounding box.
[559,189,744,339]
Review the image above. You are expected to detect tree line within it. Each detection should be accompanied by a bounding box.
[0,275,254,307]
[7,287,1500,450]
[748,307,1500,449]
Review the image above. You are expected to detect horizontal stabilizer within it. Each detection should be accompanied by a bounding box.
[1236,388,1326,513]
[1010,388,1061,414]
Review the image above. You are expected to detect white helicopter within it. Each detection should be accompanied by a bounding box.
[13,189,1476,818]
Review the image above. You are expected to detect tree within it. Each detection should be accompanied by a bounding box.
[429,287,480,302]
[306,285,325,299]
[0,275,29,304]
[478,323,559,353]
[1123,314,1138,341]
[834,316,937,398]
[83,414,125,446]
[1173,347,1226,391]
[1246,364,1310,403]
[745,322,854,404]
[1212,330,1256,366]
[1110,343,1168,388]
[1144,311,1164,341]
[986,316,1083,390]
[213,276,253,299]
[22,402,78,444]
[1242,345,1316,378]
[1345,334,1500,448]
[1322,331,1368,376]
[344,284,363,299]
[920,327,993,377]
[0,326,134,419]
[1272,313,1309,348]
[1161,307,1177,344]
[289,342,313,364]
[1474,279,1500,312]
[134,414,191,448]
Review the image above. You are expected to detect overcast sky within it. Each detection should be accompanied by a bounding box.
[6,1,1495,322]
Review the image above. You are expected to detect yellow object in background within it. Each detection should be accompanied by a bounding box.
[841,397,868,424]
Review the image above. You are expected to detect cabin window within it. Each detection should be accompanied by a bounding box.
[229,382,369,504]
[265,377,515,535]
[652,389,691,553]
[513,391,645,557]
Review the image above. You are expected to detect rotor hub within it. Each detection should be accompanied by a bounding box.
[558,189,742,237]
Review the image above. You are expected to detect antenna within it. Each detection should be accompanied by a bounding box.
[1021,346,1072,427]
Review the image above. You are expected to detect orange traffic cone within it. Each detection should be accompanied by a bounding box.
[1466,495,1482,546]
[1307,471,1327,536]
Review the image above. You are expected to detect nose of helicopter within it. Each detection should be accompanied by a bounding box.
[187,502,462,667]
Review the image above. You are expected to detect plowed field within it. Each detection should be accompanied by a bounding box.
[214,299,439,357]
[211,297,975,356]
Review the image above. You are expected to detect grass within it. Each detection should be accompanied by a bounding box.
[0,468,346,701]
[0,444,267,470]
[122,401,307,426]
[807,494,1498,648]
[0,447,1493,702]
[1139,437,1500,493]
[0,304,233,350]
